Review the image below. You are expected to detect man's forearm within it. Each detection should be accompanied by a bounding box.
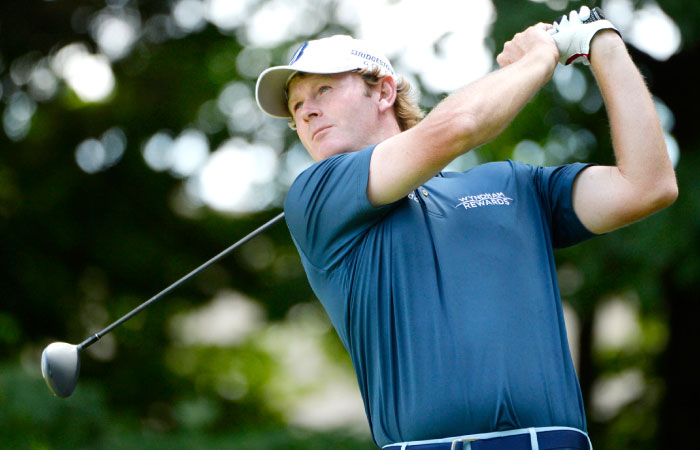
[420,47,556,158]
[589,31,677,208]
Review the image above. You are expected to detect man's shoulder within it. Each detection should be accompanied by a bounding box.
[294,146,375,179]
[283,145,383,233]
[286,146,377,201]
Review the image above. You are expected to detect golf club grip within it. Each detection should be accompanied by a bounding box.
[78,212,286,350]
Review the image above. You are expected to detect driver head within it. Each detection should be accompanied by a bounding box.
[41,342,81,398]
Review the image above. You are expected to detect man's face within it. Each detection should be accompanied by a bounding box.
[287,72,383,162]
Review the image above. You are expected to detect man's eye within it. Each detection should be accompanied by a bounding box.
[319,86,331,94]
[293,101,303,112]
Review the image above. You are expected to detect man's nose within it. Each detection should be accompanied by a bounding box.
[301,99,321,122]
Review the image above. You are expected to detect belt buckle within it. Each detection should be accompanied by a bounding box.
[450,437,480,450]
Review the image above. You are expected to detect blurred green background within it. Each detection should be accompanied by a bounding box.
[1,0,697,448]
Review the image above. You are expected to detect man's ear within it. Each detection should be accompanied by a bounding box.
[377,76,397,113]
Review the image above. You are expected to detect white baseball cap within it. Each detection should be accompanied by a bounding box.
[255,35,396,119]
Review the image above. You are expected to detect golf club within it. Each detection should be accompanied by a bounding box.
[41,212,285,398]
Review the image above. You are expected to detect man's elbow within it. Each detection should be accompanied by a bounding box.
[647,174,678,213]
[659,177,679,208]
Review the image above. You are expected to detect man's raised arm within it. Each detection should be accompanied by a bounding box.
[571,30,678,234]
[367,23,559,207]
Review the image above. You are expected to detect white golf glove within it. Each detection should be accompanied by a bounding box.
[550,6,620,65]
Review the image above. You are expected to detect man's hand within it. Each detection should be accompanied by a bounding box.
[496,23,559,69]
[550,6,620,65]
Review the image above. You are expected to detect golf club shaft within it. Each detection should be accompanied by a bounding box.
[78,212,285,350]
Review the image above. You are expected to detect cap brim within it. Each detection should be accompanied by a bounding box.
[256,64,366,119]
[255,66,297,119]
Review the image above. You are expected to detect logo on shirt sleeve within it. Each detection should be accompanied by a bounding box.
[455,192,513,210]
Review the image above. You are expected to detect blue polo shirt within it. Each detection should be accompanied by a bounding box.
[284,145,596,447]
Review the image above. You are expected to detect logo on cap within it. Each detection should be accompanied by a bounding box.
[289,42,309,65]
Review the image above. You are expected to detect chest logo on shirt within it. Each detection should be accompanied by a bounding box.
[455,192,513,210]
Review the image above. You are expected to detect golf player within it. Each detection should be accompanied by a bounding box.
[255,6,677,449]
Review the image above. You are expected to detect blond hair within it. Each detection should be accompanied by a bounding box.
[355,66,424,131]
[287,68,424,131]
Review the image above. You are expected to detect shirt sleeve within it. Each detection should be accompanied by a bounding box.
[284,145,396,270]
[529,162,599,248]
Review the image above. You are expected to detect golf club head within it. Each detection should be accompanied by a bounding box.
[41,342,80,398]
